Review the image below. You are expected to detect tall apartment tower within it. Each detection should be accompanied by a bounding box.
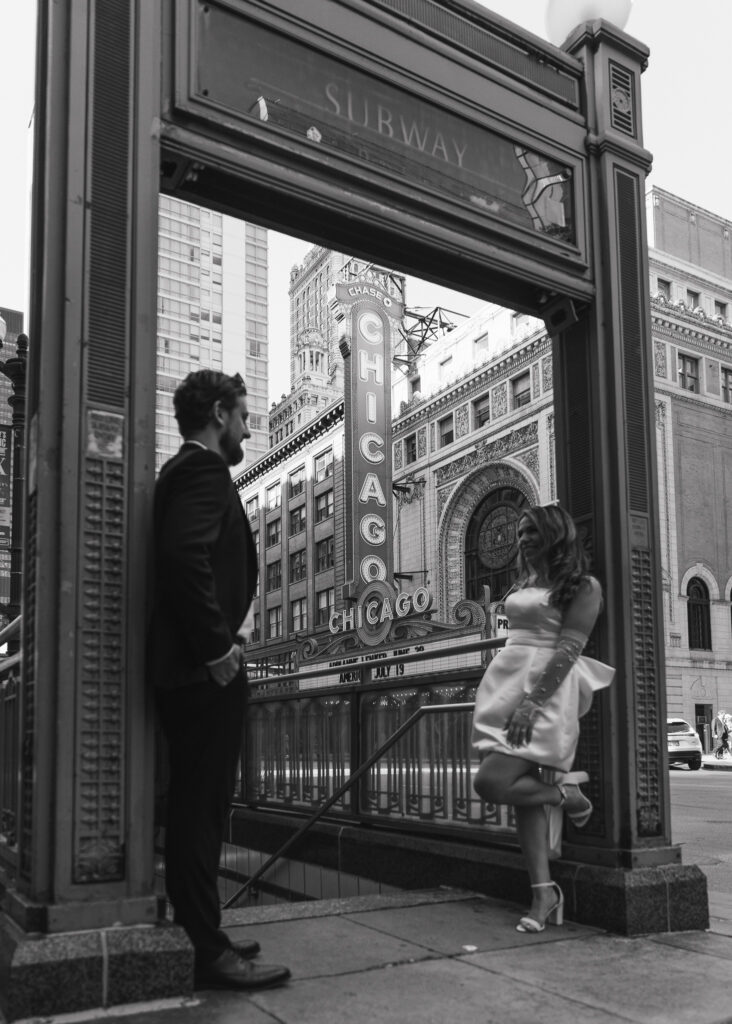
[156,196,269,470]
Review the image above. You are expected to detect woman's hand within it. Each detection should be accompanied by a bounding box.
[503,696,541,747]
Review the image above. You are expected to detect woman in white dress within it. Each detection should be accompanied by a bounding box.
[472,504,614,933]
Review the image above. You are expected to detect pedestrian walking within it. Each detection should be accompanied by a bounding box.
[471,503,615,933]
[712,710,729,759]
[148,369,290,991]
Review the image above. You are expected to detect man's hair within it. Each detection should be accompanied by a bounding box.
[173,370,247,437]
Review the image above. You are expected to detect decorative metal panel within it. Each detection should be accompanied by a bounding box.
[370,0,580,108]
[616,169,648,512]
[631,547,662,836]
[87,0,130,407]
[19,490,37,881]
[562,322,592,518]
[491,383,507,417]
[609,61,635,137]
[74,455,126,882]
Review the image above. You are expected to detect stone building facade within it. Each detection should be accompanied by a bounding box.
[236,188,732,738]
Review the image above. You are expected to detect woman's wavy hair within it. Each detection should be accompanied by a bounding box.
[173,370,247,436]
[516,504,592,611]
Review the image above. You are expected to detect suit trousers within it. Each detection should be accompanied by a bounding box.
[156,673,247,967]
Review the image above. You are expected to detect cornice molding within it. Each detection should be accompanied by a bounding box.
[236,401,345,490]
[392,333,551,436]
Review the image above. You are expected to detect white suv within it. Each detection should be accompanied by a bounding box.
[666,717,703,771]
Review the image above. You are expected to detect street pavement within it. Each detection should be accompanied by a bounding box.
[15,870,732,1024]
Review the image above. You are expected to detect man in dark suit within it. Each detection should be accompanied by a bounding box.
[149,369,290,991]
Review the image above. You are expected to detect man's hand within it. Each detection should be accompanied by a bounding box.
[208,645,245,687]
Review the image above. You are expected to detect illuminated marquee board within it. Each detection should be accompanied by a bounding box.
[333,276,403,627]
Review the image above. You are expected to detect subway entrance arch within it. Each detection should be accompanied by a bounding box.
[2,0,707,1016]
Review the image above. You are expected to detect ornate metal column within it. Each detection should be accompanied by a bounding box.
[548,20,707,932]
[0,3,190,1020]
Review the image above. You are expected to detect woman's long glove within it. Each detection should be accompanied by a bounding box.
[503,633,586,747]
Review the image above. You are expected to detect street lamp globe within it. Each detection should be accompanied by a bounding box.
[545,0,633,46]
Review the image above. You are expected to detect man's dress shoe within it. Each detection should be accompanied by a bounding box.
[195,948,291,990]
[232,938,261,959]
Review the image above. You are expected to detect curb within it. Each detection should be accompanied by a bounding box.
[702,758,732,772]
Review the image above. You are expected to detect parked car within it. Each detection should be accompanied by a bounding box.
[667,717,703,770]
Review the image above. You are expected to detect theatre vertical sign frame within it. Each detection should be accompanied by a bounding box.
[332,276,403,639]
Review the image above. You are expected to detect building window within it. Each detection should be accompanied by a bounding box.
[410,376,421,398]
[266,519,281,547]
[722,368,732,404]
[473,394,490,428]
[266,483,281,510]
[291,597,307,634]
[474,332,490,359]
[687,577,711,650]
[315,489,334,522]
[686,289,700,309]
[316,587,335,626]
[251,532,259,557]
[252,613,260,644]
[405,434,417,464]
[678,354,699,393]
[715,300,728,319]
[289,466,305,497]
[438,414,454,448]
[512,371,531,408]
[245,496,259,519]
[316,536,334,572]
[439,356,453,382]
[657,278,671,300]
[267,606,282,640]
[289,549,307,582]
[289,505,306,535]
[314,448,333,482]
[266,560,282,592]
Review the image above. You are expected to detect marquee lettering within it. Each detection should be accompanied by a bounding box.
[359,473,387,506]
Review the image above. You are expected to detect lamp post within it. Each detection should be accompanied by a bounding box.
[0,314,28,650]
[545,0,633,44]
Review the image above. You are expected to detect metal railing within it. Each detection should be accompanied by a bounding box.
[223,700,477,909]
[0,616,22,867]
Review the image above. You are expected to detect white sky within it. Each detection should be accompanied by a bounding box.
[2,2,731,400]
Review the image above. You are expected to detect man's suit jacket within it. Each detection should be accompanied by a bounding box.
[148,443,258,690]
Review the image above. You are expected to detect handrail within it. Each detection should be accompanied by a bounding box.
[0,615,21,650]
[222,700,475,909]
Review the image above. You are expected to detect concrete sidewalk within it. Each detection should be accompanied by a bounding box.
[22,885,732,1024]
[703,752,732,771]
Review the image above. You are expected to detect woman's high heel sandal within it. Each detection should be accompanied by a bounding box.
[516,882,564,933]
[556,771,592,829]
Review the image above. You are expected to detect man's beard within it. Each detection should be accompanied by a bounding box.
[221,430,244,466]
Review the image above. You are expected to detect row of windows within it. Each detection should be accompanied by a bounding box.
[245,450,334,517]
[264,538,335,592]
[656,278,729,320]
[677,352,732,401]
[255,587,335,641]
[401,374,532,462]
[252,490,334,545]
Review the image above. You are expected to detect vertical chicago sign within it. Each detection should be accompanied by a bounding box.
[331,275,404,645]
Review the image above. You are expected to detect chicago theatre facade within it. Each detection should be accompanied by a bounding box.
[238,187,732,739]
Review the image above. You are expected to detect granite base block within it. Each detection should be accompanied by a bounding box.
[555,862,709,936]
[0,914,193,1021]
